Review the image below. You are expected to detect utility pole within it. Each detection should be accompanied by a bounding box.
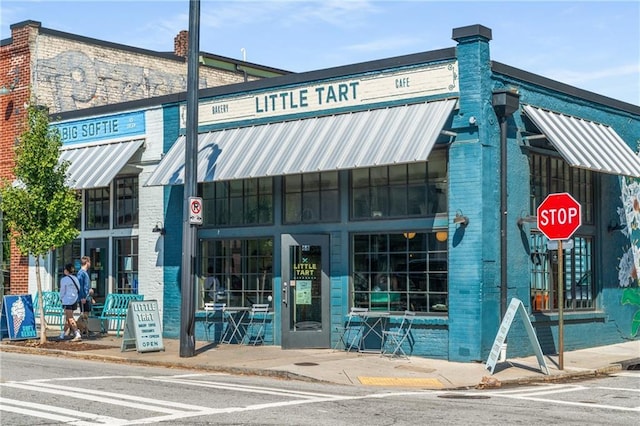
[180,0,200,358]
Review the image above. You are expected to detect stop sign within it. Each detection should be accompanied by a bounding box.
[536,192,582,240]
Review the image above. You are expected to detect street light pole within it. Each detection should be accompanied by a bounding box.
[179,0,200,358]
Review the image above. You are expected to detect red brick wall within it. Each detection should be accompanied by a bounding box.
[1,23,35,294]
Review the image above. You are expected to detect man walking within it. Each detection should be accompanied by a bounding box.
[77,256,93,318]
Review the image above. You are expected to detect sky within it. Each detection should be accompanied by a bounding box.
[1,0,639,105]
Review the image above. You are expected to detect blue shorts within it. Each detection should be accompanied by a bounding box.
[63,302,78,311]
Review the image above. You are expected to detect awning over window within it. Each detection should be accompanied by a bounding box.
[145,98,457,186]
[60,139,144,189]
[523,104,640,177]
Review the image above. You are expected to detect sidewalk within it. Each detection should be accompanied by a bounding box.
[1,331,638,390]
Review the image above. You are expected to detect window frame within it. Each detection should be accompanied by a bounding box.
[529,152,595,312]
[350,151,447,220]
[351,232,448,315]
[84,187,110,230]
[114,175,139,229]
[283,171,340,224]
[114,237,138,294]
[200,178,274,227]
[199,238,274,309]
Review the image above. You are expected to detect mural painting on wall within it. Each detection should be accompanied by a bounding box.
[37,51,203,112]
[616,176,640,336]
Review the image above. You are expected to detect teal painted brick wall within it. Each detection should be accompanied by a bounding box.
[488,71,640,356]
[162,104,183,339]
[448,30,498,362]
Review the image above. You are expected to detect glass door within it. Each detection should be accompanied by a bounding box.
[85,238,109,305]
[281,234,330,349]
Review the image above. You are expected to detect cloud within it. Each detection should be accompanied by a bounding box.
[344,36,421,53]
[197,0,379,30]
[548,63,640,85]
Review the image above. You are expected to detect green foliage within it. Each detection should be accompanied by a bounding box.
[621,287,640,337]
[0,104,80,257]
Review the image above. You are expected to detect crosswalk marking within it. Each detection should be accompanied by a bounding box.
[0,397,124,424]
[1,374,426,425]
[447,383,640,413]
[146,376,340,399]
[2,373,638,424]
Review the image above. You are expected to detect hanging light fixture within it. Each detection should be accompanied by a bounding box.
[435,231,448,242]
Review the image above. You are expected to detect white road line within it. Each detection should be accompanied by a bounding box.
[0,382,200,414]
[16,380,210,410]
[489,393,640,412]
[152,373,228,378]
[510,385,587,397]
[611,372,640,378]
[470,383,578,396]
[113,393,388,425]
[0,404,97,426]
[146,376,341,399]
[595,386,640,392]
[0,397,124,424]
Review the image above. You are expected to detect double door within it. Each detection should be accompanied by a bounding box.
[280,234,330,349]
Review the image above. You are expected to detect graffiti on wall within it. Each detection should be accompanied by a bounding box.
[37,51,200,112]
[616,176,640,336]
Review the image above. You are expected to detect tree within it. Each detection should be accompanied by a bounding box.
[0,104,80,344]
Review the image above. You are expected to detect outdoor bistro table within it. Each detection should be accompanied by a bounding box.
[357,311,390,353]
[220,307,251,344]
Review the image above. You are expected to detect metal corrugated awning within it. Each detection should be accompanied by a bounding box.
[523,104,640,177]
[60,139,144,189]
[145,98,457,186]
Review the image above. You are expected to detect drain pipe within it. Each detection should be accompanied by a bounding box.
[492,90,520,320]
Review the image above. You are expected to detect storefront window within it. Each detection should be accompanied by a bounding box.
[199,238,273,309]
[85,187,110,230]
[53,239,81,291]
[352,232,448,314]
[529,153,595,311]
[350,151,447,220]
[284,171,339,223]
[200,178,273,226]
[114,176,139,228]
[529,234,593,311]
[115,237,138,294]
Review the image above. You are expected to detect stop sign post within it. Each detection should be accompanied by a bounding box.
[536,192,581,371]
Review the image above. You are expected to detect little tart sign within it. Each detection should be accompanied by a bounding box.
[536,192,582,240]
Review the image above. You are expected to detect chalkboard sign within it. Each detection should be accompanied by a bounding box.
[1,295,38,341]
[121,299,164,353]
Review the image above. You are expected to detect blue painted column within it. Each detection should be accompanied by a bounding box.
[447,25,498,362]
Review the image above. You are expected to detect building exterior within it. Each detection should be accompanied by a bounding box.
[12,23,640,362]
[148,24,640,361]
[0,20,288,296]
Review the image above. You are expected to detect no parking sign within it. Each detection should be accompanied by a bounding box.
[189,197,203,225]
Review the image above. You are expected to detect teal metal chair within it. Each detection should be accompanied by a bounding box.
[381,310,415,358]
[241,304,270,345]
[334,307,368,351]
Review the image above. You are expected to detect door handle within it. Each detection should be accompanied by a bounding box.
[282,282,288,307]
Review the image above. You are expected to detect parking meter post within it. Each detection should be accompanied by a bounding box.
[558,240,564,370]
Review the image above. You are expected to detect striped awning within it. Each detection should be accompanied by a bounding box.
[523,104,640,177]
[60,139,144,189]
[145,98,457,186]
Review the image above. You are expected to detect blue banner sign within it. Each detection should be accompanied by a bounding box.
[53,111,146,146]
[1,295,37,340]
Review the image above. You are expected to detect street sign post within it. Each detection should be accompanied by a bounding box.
[536,192,582,370]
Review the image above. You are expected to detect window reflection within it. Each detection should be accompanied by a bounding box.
[352,232,448,314]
